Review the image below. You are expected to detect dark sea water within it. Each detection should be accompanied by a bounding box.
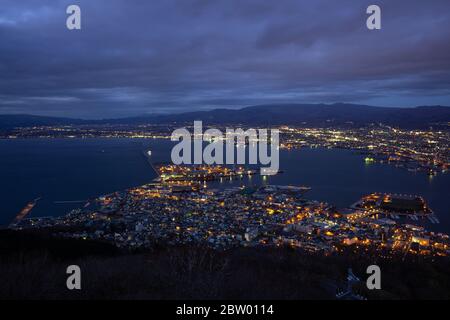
[0,138,449,233]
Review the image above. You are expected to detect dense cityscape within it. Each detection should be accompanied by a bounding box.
[3,119,449,263]
[280,126,449,177]
[10,161,449,260]
[2,123,448,176]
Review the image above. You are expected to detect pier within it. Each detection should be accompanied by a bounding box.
[10,197,41,227]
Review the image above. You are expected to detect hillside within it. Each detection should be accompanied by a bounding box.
[1,104,449,129]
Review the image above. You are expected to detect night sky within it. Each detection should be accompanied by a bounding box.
[1,0,449,118]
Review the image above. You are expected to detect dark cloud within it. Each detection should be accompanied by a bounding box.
[0,0,449,118]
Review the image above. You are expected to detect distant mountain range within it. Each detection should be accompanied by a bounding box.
[0,114,86,129]
[1,103,450,129]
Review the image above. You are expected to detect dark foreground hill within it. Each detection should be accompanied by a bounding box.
[1,230,450,300]
[1,104,449,129]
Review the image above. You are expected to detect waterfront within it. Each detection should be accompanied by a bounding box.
[0,138,449,233]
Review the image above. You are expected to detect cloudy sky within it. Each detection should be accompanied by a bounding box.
[0,0,449,118]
